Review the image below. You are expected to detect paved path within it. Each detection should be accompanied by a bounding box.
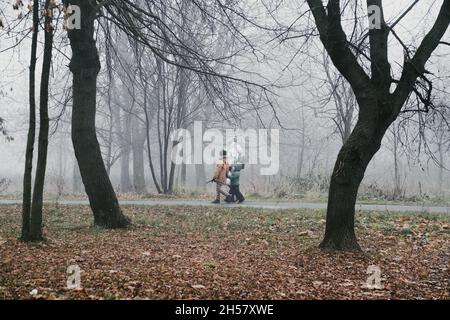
[0,199,449,213]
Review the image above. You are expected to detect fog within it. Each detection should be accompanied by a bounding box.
[0,0,449,202]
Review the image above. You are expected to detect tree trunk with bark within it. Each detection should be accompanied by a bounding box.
[65,0,130,228]
[29,0,54,241]
[391,126,403,200]
[21,0,39,241]
[307,0,449,251]
[320,106,389,250]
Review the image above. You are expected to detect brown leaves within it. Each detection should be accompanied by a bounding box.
[0,205,448,300]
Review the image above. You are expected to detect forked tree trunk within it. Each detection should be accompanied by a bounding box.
[29,0,54,241]
[306,0,449,251]
[21,0,39,241]
[66,0,130,228]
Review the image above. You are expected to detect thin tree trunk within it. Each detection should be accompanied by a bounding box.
[393,128,401,200]
[120,113,132,193]
[66,0,130,228]
[132,119,146,193]
[438,143,444,195]
[176,67,189,188]
[142,83,162,194]
[29,0,54,241]
[156,61,165,192]
[297,109,305,179]
[132,142,146,193]
[168,161,176,193]
[21,0,39,241]
[145,114,162,194]
[105,113,114,176]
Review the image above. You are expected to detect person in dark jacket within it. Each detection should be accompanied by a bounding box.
[228,163,245,203]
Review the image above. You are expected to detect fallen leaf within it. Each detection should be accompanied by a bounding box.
[191,284,206,290]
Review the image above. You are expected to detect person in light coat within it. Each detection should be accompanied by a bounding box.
[211,150,232,204]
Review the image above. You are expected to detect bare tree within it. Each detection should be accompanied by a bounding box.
[21,0,38,241]
[428,103,450,194]
[302,0,450,250]
[64,0,130,228]
[385,121,406,200]
[61,0,276,222]
[29,0,55,241]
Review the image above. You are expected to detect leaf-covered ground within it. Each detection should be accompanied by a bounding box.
[0,205,448,300]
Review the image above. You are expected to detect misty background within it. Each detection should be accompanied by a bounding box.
[0,0,449,201]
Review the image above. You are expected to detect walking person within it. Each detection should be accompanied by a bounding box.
[211,150,232,204]
[228,163,245,203]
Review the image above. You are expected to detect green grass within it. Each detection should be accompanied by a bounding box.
[1,204,448,240]
[131,205,326,234]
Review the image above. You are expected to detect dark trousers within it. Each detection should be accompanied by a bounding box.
[229,185,245,202]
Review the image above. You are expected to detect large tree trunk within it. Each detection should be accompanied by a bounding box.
[320,110,389,251]
[21,0,39,241]
[66,0,130,228]
[29,0,54,241]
